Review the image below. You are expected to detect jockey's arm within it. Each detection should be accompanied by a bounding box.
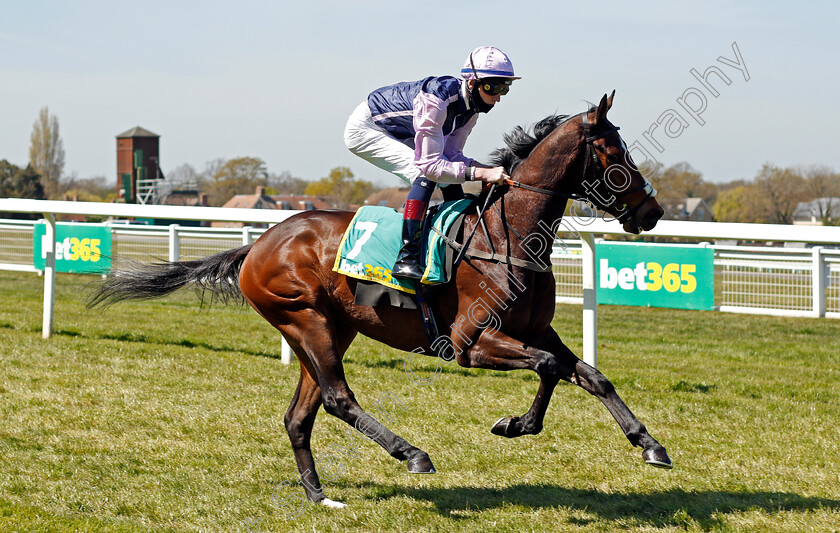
[442,114,477,166]
[413,94,506,185]
[412,93,471,184]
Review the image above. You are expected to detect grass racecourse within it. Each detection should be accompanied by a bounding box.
[0,270,839,532]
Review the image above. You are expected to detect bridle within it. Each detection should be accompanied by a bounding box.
[452,112,658,273]
[502,112,657,223]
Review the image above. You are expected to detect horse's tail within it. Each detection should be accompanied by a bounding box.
[86,245,252,309]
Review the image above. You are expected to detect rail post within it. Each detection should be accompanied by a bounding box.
[168,224,180,262]
[41,214,56,339]
[812,246,826,318]
[580,232,597,368]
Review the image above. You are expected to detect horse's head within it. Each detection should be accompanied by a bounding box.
[575,91,663,234]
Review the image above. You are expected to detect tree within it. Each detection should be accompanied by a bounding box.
[0,160,45,199]
[166,163,202,191]
[648,162,717,205]
[753,164,806,224]
[29,106,65,198]
[0,160,45,218]
[207,157,268,206]
[712,184,764,223]
[801,165,840,225]
[304,167,377,208]
[59,175,113,202]
[268,170,309,195]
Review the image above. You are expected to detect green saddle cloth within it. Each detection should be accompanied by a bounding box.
[333,199,473,294]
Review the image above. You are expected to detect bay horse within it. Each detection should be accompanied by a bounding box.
[88,92,671,508]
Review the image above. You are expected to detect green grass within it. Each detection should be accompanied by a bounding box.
[1,270,839,532]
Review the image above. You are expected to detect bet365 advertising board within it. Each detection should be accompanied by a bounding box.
[33,223,111,274]
[595,243,714,310]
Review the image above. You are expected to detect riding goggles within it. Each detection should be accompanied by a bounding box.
[480,78,513,96]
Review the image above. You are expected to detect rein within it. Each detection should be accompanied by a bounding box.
[502,177,579,199]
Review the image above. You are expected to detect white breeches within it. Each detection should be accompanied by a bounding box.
[343,100,423,185]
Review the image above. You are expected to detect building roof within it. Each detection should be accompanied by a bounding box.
[161,191,207,207]
[222,195,277,210]
[116,126,159,138]
[793,197,840,219]
[221,186,277,210]
[270,195,333,210]
[659,197,712,221]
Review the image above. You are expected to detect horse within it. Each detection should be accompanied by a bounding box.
[88,91,671,508]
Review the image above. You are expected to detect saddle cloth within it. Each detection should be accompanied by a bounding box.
[333,199,473,295]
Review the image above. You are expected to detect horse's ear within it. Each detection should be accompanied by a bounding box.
[595,93,609,123]
[607,89,615,110]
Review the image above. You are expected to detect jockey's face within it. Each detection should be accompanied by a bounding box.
[468,79,504,107]
[478,84,503,105]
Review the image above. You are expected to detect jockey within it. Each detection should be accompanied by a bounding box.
[344,46,520,280]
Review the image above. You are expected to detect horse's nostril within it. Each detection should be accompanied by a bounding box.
[641,207,663,230]
[650,207,664,220]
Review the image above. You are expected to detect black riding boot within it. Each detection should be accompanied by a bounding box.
[392,218,425,280]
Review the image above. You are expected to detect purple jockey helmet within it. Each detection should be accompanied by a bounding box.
[460,46,521,80]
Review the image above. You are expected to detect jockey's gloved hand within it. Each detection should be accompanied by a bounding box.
[474,166,508,185]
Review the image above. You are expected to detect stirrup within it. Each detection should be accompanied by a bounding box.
[392,258,424,280]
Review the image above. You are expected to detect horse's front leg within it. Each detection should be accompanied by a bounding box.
[461,327,672,469]
[569,357,672,468]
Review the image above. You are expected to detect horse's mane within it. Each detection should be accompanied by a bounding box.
[488,111,587,175]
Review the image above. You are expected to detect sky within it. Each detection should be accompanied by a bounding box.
[2,1,839,188]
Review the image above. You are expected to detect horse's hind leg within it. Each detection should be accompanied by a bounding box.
[311,318,436,473]
[317,363,436,474]
[283,361,344,508]
[283,309,435,500]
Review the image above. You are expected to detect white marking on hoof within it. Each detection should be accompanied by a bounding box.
[646,458,674,469]
[643,447,674,469]
[320,498,347,509]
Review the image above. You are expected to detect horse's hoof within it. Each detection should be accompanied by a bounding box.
[491,416,518,438]
[407,453,436,474]
[643,446,673,469]
[320,498,347,509]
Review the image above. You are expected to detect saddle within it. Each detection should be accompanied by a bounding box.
[333,199,474,308]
